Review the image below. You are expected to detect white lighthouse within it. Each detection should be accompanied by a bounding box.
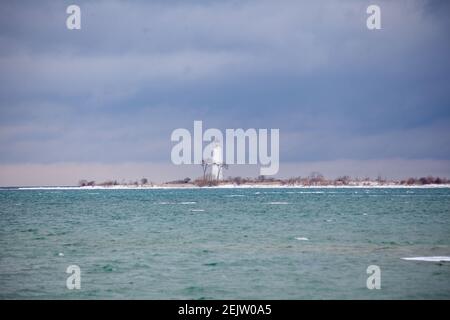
[211,141,223,180]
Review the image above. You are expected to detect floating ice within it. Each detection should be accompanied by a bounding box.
[401,256,450,262]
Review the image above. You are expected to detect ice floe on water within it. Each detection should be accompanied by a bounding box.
[401,256,450,262]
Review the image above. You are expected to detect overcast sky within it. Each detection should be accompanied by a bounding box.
[0,0,449,186]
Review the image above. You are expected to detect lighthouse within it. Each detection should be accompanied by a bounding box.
[211,141,223,180]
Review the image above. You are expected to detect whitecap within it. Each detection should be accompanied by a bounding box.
[401,256,450,262]
[296,191,325,194]
[295,237,309,241]
[180,201,196,204]
[190,209,205,212]
[224,195,245,197]
[268,202,289,205]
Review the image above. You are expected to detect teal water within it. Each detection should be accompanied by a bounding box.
[0,187,449,299]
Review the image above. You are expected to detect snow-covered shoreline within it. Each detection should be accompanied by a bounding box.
[13,184,450,190]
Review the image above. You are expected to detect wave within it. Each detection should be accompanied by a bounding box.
[296,191,325,194]
[157,201,197,205]
[267,202,290,205]
[401,256,450,262]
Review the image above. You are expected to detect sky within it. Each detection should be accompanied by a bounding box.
[0,0,449,186]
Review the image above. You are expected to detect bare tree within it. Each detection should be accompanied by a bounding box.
[216,163,229,181]
[201,158,212,181]
[335,175,351,185]
[309,172,324,185]
[233,176,242,185]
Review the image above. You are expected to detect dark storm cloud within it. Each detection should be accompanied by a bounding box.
[0,0,449,167]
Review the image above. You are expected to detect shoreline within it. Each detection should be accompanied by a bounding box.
[12,183,450,190]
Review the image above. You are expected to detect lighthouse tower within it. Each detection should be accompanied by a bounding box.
[211,141,223,180]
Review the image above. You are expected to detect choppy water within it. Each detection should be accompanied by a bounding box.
[0,187,449,299]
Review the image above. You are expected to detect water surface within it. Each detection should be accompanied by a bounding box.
[0,188,449,299]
